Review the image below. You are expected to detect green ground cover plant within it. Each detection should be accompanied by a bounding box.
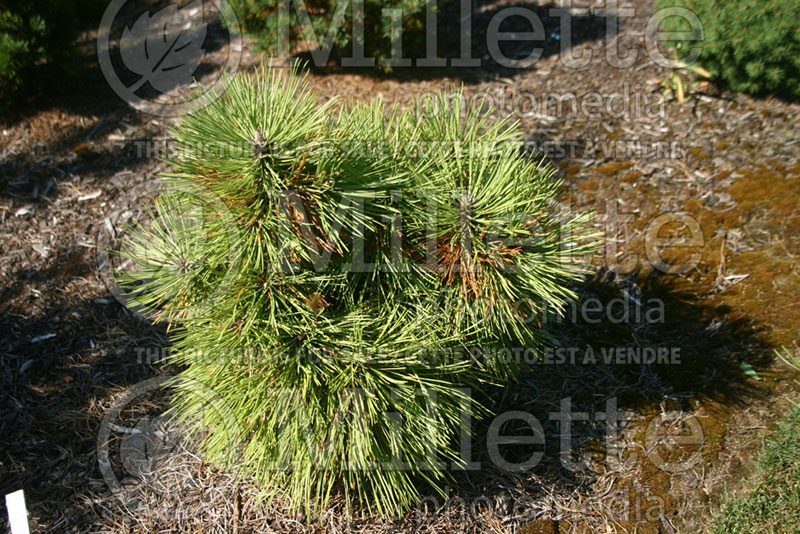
[656,0,800,97]
[711,402,800,533]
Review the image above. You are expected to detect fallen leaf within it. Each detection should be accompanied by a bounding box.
[31,333,57,343]
[15,205,33,216]
[78,190,102,201]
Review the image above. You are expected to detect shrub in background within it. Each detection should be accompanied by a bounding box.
[0,0,103,98]
[656,0,800,97]
[118,66,594,517]
[229,0,428,67]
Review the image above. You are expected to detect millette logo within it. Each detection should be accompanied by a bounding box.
[97,0,242,116]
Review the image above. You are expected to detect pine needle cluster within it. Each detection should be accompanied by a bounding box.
[118,66,595,517]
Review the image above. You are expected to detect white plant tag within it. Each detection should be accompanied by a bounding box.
[5,490,30,534]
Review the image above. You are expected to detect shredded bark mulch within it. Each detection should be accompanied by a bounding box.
[1,0,799,531]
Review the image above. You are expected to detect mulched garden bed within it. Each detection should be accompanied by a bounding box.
[1,0,798,531]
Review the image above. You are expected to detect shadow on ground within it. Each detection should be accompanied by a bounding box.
[294,0,607,82]
[0,245,169,528]
[412,267,772,526]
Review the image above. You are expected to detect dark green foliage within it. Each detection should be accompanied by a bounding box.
[229,0,428,67]
[712,402,800,534]
[118,66,594,517]
[656,0,800,97]
[0,0,103,97]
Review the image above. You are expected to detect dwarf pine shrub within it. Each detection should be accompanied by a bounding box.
[656,0,800,97]
[118,67,594,517]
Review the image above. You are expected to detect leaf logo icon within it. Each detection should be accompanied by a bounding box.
[119,415,178,478]
[120,0,207,94]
